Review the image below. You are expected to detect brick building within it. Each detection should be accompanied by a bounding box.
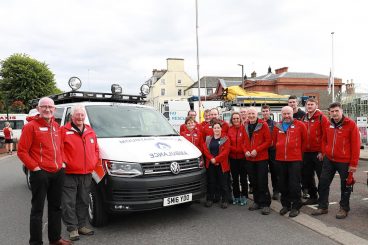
[243,67,343,110]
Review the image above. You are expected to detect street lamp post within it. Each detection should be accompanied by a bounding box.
[238,64,244,88]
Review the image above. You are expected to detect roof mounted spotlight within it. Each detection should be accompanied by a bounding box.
[111,84,122,94]
[140,84,150,96]
[68,77,82,91]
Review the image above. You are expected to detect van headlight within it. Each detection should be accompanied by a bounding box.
[104,160,143,177]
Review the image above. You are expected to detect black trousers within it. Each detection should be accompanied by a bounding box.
[29,169,65,245]
[229,158,248,198]
[207,164,230,202]
[277,161,302,210]
[247,160,271,207]
[317,158,351,211]
[302,152,323,199]
[268,148,279,193]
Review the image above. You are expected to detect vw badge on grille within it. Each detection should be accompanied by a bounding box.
[170,162,180,174]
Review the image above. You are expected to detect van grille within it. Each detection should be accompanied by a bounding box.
[141,158,199,176]
[112,180,203,201]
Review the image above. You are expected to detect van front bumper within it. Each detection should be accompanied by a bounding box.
[99,168,207,212]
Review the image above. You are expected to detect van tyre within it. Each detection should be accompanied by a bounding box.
[88,182,108,227]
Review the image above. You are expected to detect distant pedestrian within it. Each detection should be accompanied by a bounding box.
[3,121,13,154]
[273,106,307,218]
[312,102,360,219]
[18,97,71,245]
[61,105,99,241]
[202,120,230,209]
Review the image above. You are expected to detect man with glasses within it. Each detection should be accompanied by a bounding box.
[18,97,71,245]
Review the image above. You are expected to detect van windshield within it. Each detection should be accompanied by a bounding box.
[85,105,178,138]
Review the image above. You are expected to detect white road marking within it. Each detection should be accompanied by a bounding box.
[329,202,338,205]
[307,204,318,209]
[362,198,368,201]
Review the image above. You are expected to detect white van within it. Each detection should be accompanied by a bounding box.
[25,90,206,227]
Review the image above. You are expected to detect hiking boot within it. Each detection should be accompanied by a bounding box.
[311,208,328,216]
[272,192,280,200]
[261,207,271,215]
[78,226,94,235]
[302,189,309,199]
[232,197,240,205]
[289,209,300,218]
[336,208,348,219]
[239,196,247,206]
[248,203,260,211]
[205,200,213,207]
[302,198,318,206]
[221,201,228,209]
[279,207,289,216]
[69,230,79,241]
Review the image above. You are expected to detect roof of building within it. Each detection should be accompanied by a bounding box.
[218,79,242,89]
[186,76,242,90]
[250,72,329,81]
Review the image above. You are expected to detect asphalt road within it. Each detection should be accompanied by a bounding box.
[0,155,340,245]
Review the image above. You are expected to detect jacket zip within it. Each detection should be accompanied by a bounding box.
[284,130,289,160]
[331,128,337,160]
[307,121,311,149]
[50,126,58,170]
[83,136,87,173]
[40,143,43,163]
[236,127,239,158]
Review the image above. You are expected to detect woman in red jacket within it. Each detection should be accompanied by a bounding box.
[228,112,248,205]
[180,117,202,151]
[244,107,272,215]
[202,120,230,209]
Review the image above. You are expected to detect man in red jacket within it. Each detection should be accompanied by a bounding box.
[61,105,99,241]
[301,98,329,205]
[273,106,307,218]
[18,97,71,245]
[202,108,229,140]
[312,102,360,219]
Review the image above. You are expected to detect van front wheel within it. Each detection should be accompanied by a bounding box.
[88,182,108,227]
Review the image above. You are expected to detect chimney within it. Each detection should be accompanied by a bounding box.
[251,71,257,78]
[268,66,272,73]
[275,67,288,74]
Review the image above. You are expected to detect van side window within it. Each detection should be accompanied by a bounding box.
[54,108,64,125]
[64,108,72,125]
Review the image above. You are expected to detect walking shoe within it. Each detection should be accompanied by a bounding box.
[78,227,94,235]
[49,238,72,245]
[205,200,213,207]
[261,207,271,215]
[311,208,328,216]
[279,207,289,216]
[302,189,309,199]
[289,209,300,218]
[232,197,240,205]
[69,230,79,241]
[221,201,228,209]
[272,192,280,200]
[336,208,348,219]
[239,196,247,206]
[248,203,260,211]
[302,198,318,206]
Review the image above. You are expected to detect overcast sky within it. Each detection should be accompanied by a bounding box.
[1,0,367,94]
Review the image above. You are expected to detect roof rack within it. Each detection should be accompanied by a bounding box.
[29,91,147,107]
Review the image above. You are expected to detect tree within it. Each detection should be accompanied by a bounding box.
[0,53,61,111]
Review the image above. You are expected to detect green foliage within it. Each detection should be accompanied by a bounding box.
[0,53,61,111]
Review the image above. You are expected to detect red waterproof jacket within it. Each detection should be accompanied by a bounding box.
[60,122,99,174]
[202,136,230,173]
[202,119,229,140]
[180,127,203,152]
[272,119,307,162]
[322,116,360,168]
[243,119,272,161]
[301,110,329,152]
[18,115,62,172]
[179,121,200,135]
[228,125,246,159]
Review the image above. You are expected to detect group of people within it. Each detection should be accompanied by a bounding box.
[17,97,99,245]
[180,95,360,219]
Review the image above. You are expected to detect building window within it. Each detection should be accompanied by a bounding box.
[160,79,165,85]
[178,89,182,96]
[304,93,320,106]
[161,88,165,96]
[177,79,182,84]
[206,89,213,95]
[188,90,192,96]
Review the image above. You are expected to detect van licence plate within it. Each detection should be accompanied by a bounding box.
[163,193,192,207]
